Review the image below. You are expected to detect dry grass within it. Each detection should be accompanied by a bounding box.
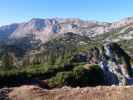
[8,85,133,100]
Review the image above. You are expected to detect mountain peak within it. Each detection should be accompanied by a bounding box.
[0,17,133,43]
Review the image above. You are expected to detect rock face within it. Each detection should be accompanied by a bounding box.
[0,88,11,100]
[0,17,133,43]
[101,43,133,85]
[88,42,133,85]
[0,24,19,40]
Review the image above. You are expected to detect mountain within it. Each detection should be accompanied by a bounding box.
[0,17,133,88]
[0,32,132,87]
[0,17,133,43]
[0,23,19,40]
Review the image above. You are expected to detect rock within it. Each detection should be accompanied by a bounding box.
[88,42,133,85]
[62,86,71,90]
[1,17,133,43]
[0,88,11,100]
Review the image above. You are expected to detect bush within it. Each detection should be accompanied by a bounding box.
[0,59,104,88]
[48,64,104,88]
[72,64,104,87]
[48,71,74,88]
[0,64,61,88]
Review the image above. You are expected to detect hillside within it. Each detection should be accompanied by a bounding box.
[0,17,133,43]
[0,17,133,99]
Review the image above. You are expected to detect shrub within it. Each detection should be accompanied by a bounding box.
[48,64,104,88]
[72,64,104,87]
[48,71,74,88]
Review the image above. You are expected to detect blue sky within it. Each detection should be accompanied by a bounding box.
[0,0,133,26]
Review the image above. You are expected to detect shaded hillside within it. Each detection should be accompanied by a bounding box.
[0,32,132,88]
[0,32,104,88]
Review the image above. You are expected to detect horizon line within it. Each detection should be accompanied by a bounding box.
[0,16,133,27]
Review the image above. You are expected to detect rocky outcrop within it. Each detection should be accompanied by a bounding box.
[0,88,11,100]
[87,42,133,85]
[1,17,133,43]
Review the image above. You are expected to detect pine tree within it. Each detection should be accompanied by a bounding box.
[2,52,16,68]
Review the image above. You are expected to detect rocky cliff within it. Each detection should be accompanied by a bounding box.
[0,17,133,43]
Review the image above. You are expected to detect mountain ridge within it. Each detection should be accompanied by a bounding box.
[0,17,133,43]
[0,17,133,89]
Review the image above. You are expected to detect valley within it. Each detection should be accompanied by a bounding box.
[0,17,133,100]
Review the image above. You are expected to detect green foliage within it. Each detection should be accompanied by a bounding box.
[48,64,104,88]
[0,33,105,88]
[118,39,133,56]
[72,64,104,87]
[48,71,74,88]
[1,53,16,69]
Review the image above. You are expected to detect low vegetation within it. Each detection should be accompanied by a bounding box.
[0,32,132,88]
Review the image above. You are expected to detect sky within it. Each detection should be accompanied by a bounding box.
[0,0,133,26]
